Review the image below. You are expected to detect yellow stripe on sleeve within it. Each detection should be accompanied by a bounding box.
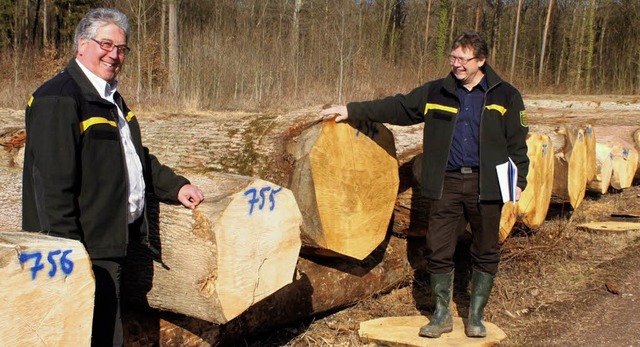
[79,117,117,134]
[28,96,34,107]
[485,104,507,116]
[126,111,135,122]
[424,103,458,114]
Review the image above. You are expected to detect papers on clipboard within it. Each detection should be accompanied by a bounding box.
[496,158,517,203]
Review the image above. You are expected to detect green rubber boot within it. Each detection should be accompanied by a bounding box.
[418,271,454,338]
[465,269,495,338]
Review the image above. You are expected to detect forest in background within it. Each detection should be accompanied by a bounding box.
[0,0,638,112]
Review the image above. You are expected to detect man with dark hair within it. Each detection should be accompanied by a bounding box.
[321,30,529,338]
[22,8,204,346]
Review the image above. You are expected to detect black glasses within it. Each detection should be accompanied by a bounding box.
[91,38,130,55]
[448,55,477,65]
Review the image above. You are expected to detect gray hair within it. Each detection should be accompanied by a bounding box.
[73,8,130,52]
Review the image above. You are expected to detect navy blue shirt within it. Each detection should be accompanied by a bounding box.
[447,76,488,170]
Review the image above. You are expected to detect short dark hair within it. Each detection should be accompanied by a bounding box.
[451,31,489,59]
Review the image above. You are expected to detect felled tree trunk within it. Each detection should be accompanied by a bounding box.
[140,108,399,261]
[0,231,94,346]
[287,119,399,260]
[124,172,303,324]
[393,151,430,237]
[124,236,425,346]
[576,124,597,183]
[516,133,555,230]
[595,135,638,189]
[586,143,614,194]
[593,126,640,189]
[533,126,587,209]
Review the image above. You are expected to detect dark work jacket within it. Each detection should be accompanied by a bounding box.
[22,59,189,259]
[347,63,529,201]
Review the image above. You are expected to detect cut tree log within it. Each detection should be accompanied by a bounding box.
[393,151,429,237]
[287,119,399,260]
[124,235,425,346]
[592,126,640,189]
[124,172,302,324]
[586,143,614,194]
[532,125,587,209]
[516,133,555,230]
[0,231,94,346]
[580,124,597,183]
[595,135,638,189]
[358,316,507,347]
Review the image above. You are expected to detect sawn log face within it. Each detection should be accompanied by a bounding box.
[124,172,302,324]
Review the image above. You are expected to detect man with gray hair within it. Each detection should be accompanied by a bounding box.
[22,8,204,345]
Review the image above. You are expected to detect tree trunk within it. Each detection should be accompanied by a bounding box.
[168,0,179,94]
[124,235,424,346]
[287,119,399,260]
[585,0,596,93]
[531,125,587,209]
[592,127,639,190]
[586,142,614,194]
[510,0,523,83]
[539,0,553,83]
[515,133,554,230]
[124,173,303,324]
[1,231,94,346]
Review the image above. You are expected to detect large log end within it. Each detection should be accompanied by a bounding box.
[0,231,94,346]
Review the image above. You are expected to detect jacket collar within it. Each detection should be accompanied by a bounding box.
[442,62,503,95]
[66,58,115,105]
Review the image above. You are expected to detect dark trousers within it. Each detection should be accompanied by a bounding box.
[91,258,124,347]
[426,172,502,275]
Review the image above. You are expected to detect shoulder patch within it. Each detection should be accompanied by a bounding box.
[520,110,529,127]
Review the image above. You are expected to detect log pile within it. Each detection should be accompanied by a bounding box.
[2,97,640,345]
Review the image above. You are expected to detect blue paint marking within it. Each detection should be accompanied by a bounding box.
[244,185,284,215]
[356,121,379,139]
[18,249,74,280]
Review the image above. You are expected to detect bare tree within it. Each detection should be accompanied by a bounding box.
[538,0,553,83]
[585,0,596,93]
[509,0,523,82]
[168,0,178,95]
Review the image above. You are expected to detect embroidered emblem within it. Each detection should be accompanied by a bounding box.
[520,110,529,127]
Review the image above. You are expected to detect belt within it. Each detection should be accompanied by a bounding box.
[446,166,479,174]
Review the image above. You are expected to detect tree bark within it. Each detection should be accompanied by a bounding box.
[539,0,554,83]
[124,173,303,324]
[168,0,179,94]
[124,235,425,346]
[1,231,94,346]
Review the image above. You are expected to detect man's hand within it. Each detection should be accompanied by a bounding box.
[320,105,349,122]
[178,184,204,209]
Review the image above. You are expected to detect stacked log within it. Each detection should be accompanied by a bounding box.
[124,236,425,346]
[593,126,639,189]
[287,119,399,260]
[516,133,555,229]
[587,143,614,194]
[124,172,303,324]
[0,231,94,346]
[531,126,588,209]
